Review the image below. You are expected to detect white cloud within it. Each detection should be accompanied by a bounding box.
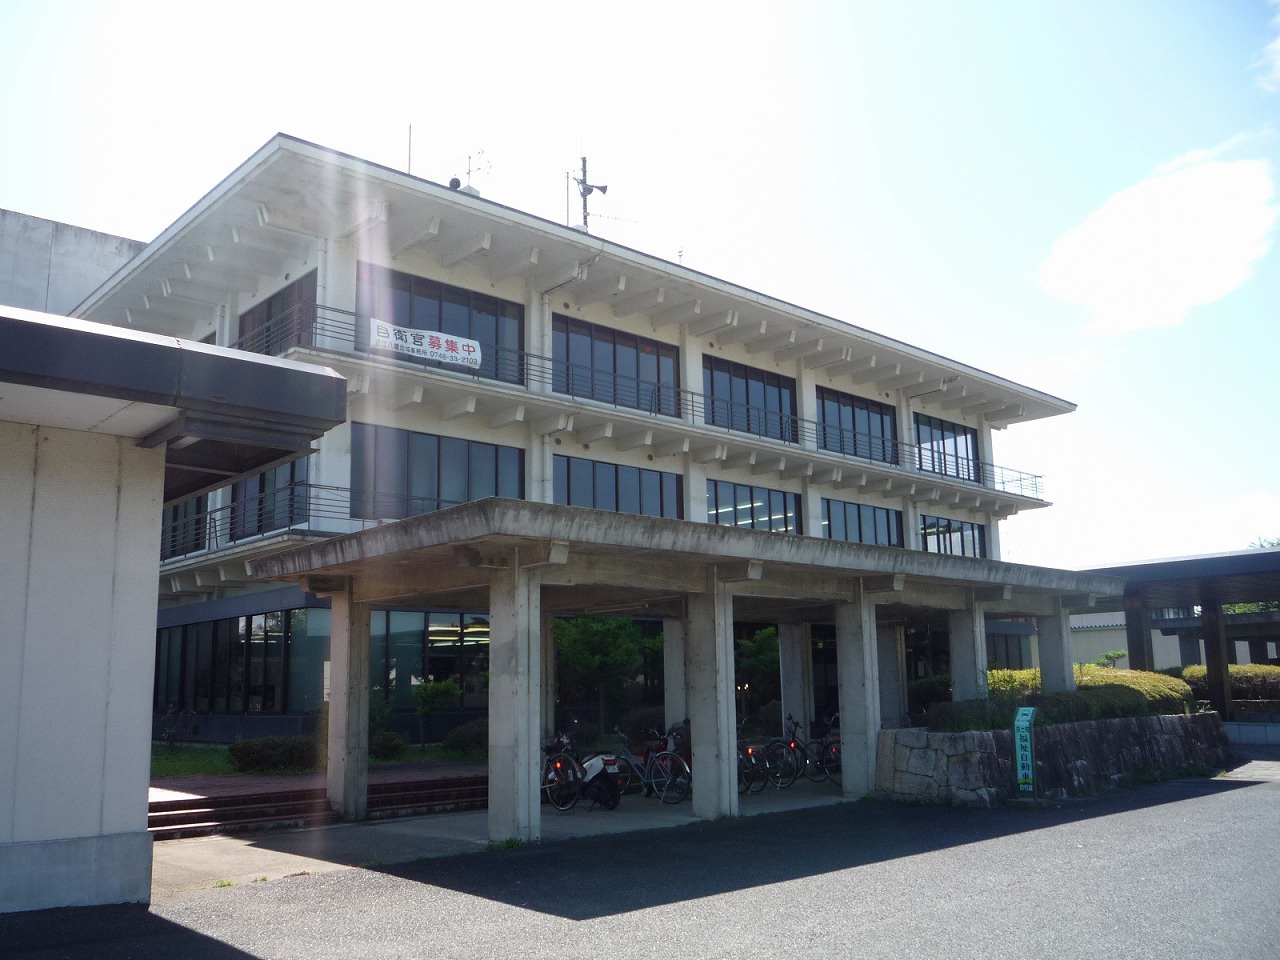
[1038,158,1275,335]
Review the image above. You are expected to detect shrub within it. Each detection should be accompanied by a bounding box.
[1181,664,1280,701]
[920,698,1017,732]
[370,730,406,761]
[1027,690,1101,725]
[1076,683,1148,719]
[441,718,488,758]
[988,668,1039,699]
[1077,665,1191,714]
[907,676,952,715]
[228,736,320,773]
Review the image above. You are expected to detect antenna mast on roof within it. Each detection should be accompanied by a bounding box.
[572,156,607,233]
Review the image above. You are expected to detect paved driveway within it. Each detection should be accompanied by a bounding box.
[4,771,1278,960]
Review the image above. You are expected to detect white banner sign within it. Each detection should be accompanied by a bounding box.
[369,319,482,369]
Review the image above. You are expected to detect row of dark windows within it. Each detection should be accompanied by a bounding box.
[350,422,524,520]
[231,458,309,541]
[237,271,317,354]
[706,479,802,533]
[553,455,683,518]
[821,498,904,547]
[915,413,981,483]
[354,263,524,383]
[920,514,987,558]
[817,387,898,464]
[552,314,681,416]
[703,356,798,442]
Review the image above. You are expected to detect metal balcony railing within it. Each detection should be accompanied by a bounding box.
[227,304,1045,502]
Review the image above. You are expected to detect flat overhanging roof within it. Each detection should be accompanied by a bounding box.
[1086,548,1280,609]
[250,499,1123,621]
[0,305,346,502]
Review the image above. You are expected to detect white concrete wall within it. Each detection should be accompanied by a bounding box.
[0,423,164,912]
[0,210,144,316]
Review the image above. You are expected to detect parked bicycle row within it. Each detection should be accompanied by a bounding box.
[541,713,839,811]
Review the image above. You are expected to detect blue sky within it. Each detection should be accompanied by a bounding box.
[1,0,1276,569]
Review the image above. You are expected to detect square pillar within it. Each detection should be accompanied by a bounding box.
[1201,599,1232,718]
[834,589,880,797]
[488,565,543,843]
[1038,598,1076,693]
[949,602,988,701]
[778,622,812,738]
[662,617,688,729]
[685,583,737,819]
[327,581,370,821]
[877,625,906,728]
[1123,588,1154,671]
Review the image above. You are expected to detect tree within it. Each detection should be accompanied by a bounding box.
[555,616,646,730]
[736,626,780,712]
[414,677,460,744]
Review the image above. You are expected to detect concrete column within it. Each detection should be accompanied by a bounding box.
[948,602,988,701]
[834,590,879,797]
[1123,587,1154,671]
[327,582,370,821]
[487,564,543,842]
[540,607,557,741]
[1201,599,1232,719]
[778,623,812,738]
[662,617,688,729]
[877,625,906,728]
[685,582,737,819]
[1038,599,1077,693]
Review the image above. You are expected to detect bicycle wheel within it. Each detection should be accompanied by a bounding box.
[803,740,830,783]
[651,751,691,804]
[544,753,580,811]
[737,747,751,795]
[824,739,842,786]
[764,740,799,788]
[745,745,769,794]
[616,754,642,795]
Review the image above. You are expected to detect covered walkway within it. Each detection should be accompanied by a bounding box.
[252,498,1122,844]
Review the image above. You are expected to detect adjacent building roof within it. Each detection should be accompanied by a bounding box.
[1086,548,1280,608]
[0,304,346,501]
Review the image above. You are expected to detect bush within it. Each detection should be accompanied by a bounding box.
[1077,665,1192,714]
[1076,683,1149,719]
[370,730,406,761]
[228,736,320,773]
[1180,663,1280,701]
[988,668,1039,699]
[441,718,488,758]
[907,676,952,715]
[920,698,1017,732]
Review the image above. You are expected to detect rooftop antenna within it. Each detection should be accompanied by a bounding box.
[572,156,608,232]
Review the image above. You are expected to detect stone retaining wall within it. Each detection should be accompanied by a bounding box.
[874,712,1230,808]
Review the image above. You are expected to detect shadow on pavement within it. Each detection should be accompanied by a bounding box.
[379,775,1264,921]
[0,903,260,960]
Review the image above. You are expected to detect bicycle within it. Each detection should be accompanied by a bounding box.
[610,727,692,804]
[541,732,622,811]
[782,712,842,785]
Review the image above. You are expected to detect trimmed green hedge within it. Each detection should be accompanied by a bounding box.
[1179,663,1280,701]
[442,718,488,758]
[919,666,1192,732]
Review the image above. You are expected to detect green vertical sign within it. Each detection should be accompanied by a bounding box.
[1014,706,1037,797]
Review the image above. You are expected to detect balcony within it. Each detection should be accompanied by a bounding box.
[228,304,1046,503]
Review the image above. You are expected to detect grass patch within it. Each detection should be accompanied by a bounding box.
[151,743,235,779]
[485,837,524,851]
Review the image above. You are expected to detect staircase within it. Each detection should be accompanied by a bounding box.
[149,775,488,841]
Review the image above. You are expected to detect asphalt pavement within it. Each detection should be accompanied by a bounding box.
[4,752,1279,960]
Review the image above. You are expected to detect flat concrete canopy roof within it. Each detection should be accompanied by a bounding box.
[251,499,1123,621]
[1087,548,1280,608]
[0,305,346,502]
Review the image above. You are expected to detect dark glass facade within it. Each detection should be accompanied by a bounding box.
[356,263,524,383]
[821,498,904,547]
[231,458,309,541]
[161,494,206,560]
[350,423,523,520]
[554,455,683,518]
[706,479,801,533]
[915,413,981,483]
[702,357,797,442]
[552,314,680,416]
[816,387,898,463]
[920,514,987,558]
[237,270,317,354]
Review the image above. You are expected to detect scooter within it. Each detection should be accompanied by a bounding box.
[543,732,622,810]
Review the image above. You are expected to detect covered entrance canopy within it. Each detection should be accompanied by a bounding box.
[1089,549,1280,716]
[252,499,1123,842]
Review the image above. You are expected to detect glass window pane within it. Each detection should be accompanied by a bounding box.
[594,461,617,512]
[408,432,439,514]
[640,469,662,517]
[439,437,468,507]
[389,611,425,711]
[663,473,681,518]
[412,279,440,331]
[497,446,522,499]
[553,455,568,505]
[470,443,497,500]
[617,465,641,515]
[442,288,469,338]
[569,457,593,507]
